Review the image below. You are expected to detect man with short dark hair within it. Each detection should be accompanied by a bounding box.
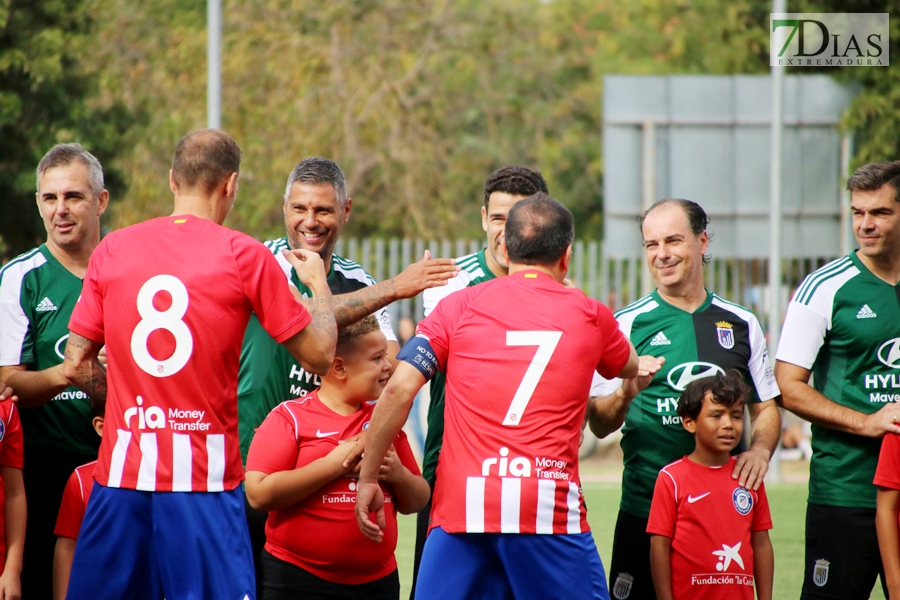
[357,193,652,600]
[776,161,900,599]
[408,165,550,595]
[587,198,781,600]
[62,129,338,599]
[0,143,109,598]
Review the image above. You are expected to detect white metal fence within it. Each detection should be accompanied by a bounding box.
[332,237,838,334]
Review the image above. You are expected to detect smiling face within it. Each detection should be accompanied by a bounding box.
[851,185,900,267]
[683,391,744,457]
[36,162,108,256]
[641,203,708,299]
[481,191,529,277]
[283,182,351,268]
[340,330,392,403]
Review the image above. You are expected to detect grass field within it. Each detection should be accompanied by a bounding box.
[393,480,888,599]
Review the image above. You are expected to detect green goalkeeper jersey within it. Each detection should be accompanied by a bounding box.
[237,237,396,462]
[0,245,100,458]
[777,252,900,509]
[592,290,779,519]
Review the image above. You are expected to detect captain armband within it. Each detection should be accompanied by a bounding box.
[396,335,441,381]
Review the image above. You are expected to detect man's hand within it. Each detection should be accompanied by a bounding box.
[340,430,367,470]
[356,480,386,543]
[97,346,108,369]
[622,355,665,398]
[732,446,770,490]
[390,250,459,299]
[282,248,328,290]
[861,403,900,438]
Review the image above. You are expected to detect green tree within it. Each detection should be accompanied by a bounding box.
[0,0,134,262]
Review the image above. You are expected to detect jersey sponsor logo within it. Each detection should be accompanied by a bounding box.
[713,541,745,572]
[35,297,58,312]
[877,338,900,369]
[857,304,877,319]
[667,362,725,391]
[288,363,321,393]
[813,558,830,587]
[649,331,671,346]
[55,334,70,360]
[688,492,710,503]
[715,321,735,350]
[124,396,166,430]
[480,447,531,478]
[51,390,88,402]
[612,573,634,599]
[316,429,339,438]
[732,488,753,515]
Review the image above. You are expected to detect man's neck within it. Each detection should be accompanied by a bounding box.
[172,194,223,224]
[856,251,900,286]
[656,283,707,313]
[45,239,96,279]
[484,251,508,279]
[508,262,564,282]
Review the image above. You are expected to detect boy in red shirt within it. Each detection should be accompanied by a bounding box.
[53,394,104,600]
[648,371,774,600]
[245,315,429,599]
[0,393,24,600]
[874,432,900,598]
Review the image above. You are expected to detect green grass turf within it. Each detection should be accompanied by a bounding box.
[394,482,888,599]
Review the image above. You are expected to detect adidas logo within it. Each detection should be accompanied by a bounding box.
[857,304,877,319]
[35,297,58,312]
[650,331,671,346]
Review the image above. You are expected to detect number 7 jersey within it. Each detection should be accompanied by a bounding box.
[69,215,312,493]
[416,270,632,534]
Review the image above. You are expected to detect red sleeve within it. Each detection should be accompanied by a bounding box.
[246,404,302,474]
[0,403,23,470]
[593,300,632,379]
[646,469,677,538]
[233,235,311,344]
[875,433,900,489]
[54,470,86,539]
[415,289,466,370]
[68,234,113,343]
[751,482,773,532]
[394,430,421,477]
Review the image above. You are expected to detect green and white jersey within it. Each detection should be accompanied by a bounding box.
[237,236,396,462]
[777,252,900,509]
[592,289,778,519]
[0,245,100,458]
[421,249,497,484]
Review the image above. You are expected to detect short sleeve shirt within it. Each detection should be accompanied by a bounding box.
[69,216,311,492]
[54,460,97,539]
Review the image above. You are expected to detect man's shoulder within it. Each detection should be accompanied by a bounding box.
[791,255,860,307]
[0,246,48,284]
[331,254,376,288]
[263,237,290,255]
[708,294,762,326]
[423,250,492,313]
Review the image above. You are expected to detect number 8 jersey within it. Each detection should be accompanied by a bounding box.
[416,270,632,535]
[69,215,312,493]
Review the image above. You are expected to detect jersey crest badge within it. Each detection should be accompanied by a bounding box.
[612,572,634,599]
[732,487,752,515]
[0,416,5,442]
[716,321,735,349]
[813,558,830,587]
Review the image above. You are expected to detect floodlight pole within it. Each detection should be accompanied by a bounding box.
[207,0,222,129]
[767,0,786,484]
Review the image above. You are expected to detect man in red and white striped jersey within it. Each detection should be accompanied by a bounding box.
[357,193,659,600]
[61,129,337,600]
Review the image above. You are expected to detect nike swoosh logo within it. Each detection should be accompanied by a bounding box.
[316,429,339,438]
[687,492,710,504]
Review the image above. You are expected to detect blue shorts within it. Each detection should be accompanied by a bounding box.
[415,527,609,600]
[66,484,255,600]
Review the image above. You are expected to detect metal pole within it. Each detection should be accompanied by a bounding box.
[207,0,221,129]
[840,134,853,255]
[767,0,786,484]
[641,120,656,297]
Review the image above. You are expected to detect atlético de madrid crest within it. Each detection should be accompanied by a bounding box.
[716,321,735,350]
[612,573,634,599]
[813,559,830,587]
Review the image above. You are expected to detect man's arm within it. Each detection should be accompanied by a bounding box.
[0,365,69,408]
[62,334,106,403]
[732,399,781,490]
[356,362,425,542]
[776,361,900,436]
[329,251,458,328]
[587,355,665,439]
[280,249,337,376]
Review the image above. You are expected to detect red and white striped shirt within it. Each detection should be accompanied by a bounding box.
[69,216,311,492]
[417,271,631,534]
